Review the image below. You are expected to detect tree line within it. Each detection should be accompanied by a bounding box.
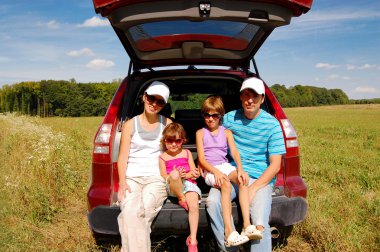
[270,84,350,107]
[0,80,378,117]
[0,80,119,117]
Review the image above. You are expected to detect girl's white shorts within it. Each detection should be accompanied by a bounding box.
[203,162,236,187]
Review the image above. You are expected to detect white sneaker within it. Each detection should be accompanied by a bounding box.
[224,231,250,247]
[241,225,263,240]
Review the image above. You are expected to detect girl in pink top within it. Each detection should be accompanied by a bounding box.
[159,123,201,252]
[196,96,262,248]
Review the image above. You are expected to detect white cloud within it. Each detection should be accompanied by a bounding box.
[0,56,11,63]
[327,74,340,80]
[346,64,378,70]
[273,7,380,40]
[358,64,377,70]
[67,48,95,57]
[354,86,380,94]
[298,9,380,24]
[86,59,115,70]
[315,63,340,70]
[342,76,351,80]
[346,64,356,70]
[79,16,109,27]
[47,20,59,29]
[37,20,59,29]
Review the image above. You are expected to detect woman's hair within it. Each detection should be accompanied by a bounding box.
[161,122,188,150]
[201,95,225,120]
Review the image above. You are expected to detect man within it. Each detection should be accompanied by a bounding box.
[206,77,286,252]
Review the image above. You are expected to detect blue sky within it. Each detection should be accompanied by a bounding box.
[0,0,379,99]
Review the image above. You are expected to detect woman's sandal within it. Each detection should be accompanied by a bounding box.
[224,231,249,247]
[241,225,263,240]
[178,200,189,211]
[186,236,198,252]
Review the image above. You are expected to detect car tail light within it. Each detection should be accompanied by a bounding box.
[280,119,299,148]
[94,123,112,154]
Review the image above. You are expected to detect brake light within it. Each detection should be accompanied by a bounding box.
[280,119,299,148]
[281,119,297,138]
[94,124,112,154]
[285,139,299,148]
[95,124,112,143]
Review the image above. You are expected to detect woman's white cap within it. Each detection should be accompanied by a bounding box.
[146,81,170,103]
[240,77,265,96]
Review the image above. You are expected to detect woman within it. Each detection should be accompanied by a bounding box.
[117,81,172,252]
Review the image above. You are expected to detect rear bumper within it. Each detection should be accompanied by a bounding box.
[270,195,307,226]
[88,196,307,235]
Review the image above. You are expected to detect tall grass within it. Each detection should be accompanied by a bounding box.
[283,104,380,252]
[0,114,102,251]
[1,104,379,251]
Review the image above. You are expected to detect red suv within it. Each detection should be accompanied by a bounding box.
[87,0,312,245]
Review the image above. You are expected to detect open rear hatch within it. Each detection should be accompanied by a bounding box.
[93,0,312,70]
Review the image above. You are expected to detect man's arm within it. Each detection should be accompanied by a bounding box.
[250,154,282,193]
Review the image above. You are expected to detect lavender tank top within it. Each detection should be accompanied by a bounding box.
[203,126,228,166]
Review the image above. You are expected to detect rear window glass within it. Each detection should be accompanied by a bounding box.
[128,20,260,52]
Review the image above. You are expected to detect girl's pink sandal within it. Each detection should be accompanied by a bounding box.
[186,236,198,252]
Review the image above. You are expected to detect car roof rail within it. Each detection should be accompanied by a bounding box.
[251,58,260,79]
[128,61,133,76]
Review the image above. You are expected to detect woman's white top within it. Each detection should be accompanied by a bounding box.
[126,115,165,177]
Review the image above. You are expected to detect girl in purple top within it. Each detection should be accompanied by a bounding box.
[196,96,262,248]
[159,123,201,252]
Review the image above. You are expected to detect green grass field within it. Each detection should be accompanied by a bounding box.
[1,104,379,251]
[283,105,380,252]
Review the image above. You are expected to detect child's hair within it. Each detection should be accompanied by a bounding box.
[201,95,225,121]
[161,122,188,150]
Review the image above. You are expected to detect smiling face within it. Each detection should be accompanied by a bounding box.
[143,93,166,114]
[240,89,265,119]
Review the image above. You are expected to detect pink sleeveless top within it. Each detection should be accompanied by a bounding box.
[160,149,196,184]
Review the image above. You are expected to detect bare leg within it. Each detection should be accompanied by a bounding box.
[185,191,199,244]
[239,184,251,228]
[220,181,233,238]
[168,169,185,201]
[248,184,263,231]
[229,171,251,228]
[248,183,256,205]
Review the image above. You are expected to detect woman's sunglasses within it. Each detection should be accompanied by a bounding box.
[145,94,166,107]
[203,113,221,120]
[164,138,183,145]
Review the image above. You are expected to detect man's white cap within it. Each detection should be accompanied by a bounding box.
[240,77,265,96]
[146,81,170,103]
